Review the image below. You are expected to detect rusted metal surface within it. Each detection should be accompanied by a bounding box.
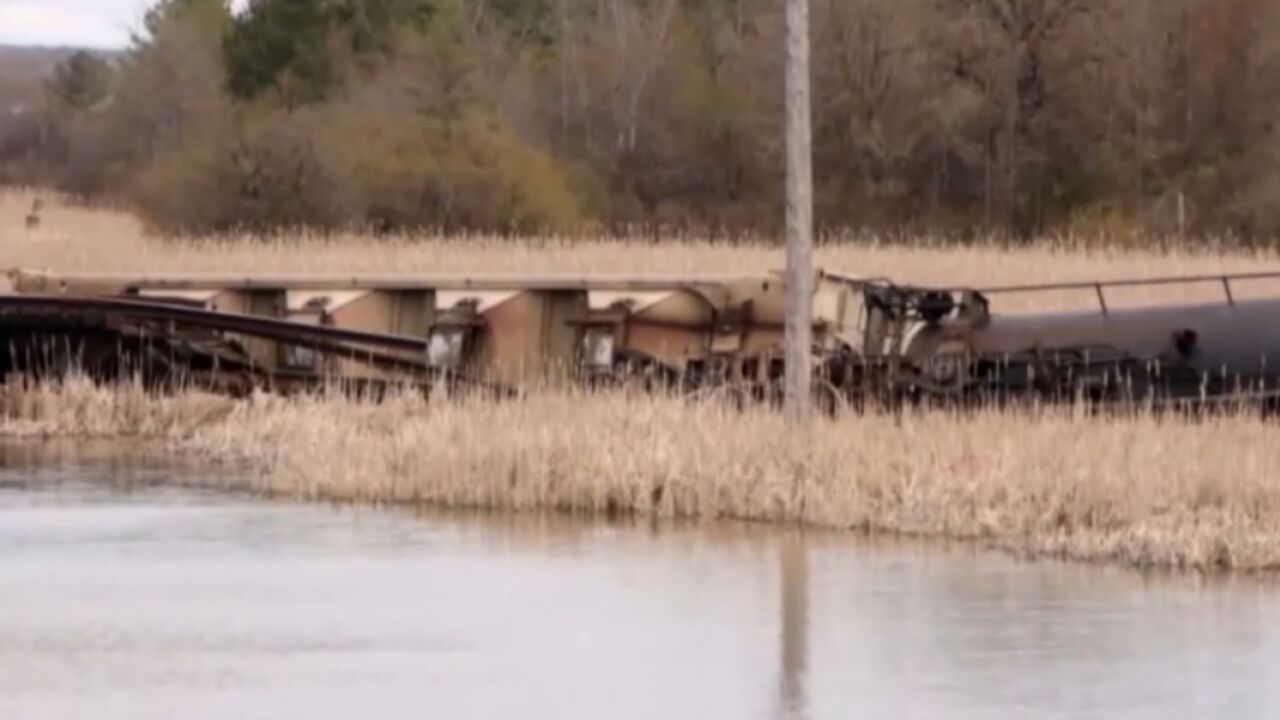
[6,267,1280,411]
[0,293,506,398]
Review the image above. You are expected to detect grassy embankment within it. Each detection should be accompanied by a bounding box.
[4,190,1280,572]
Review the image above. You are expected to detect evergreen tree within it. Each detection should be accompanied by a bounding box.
[48,51,113,111]
[225,0,435,103]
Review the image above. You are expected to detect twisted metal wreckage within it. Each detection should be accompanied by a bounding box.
[3,267,1280,411]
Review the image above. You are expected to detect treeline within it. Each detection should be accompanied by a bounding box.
[4,0,1280,239]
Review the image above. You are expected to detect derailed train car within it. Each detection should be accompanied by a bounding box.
[3,267,1280,409]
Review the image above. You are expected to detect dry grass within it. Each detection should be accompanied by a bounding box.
[6,190,1280,312]
[0,377,237,439]
[4,192,1280,572]
[2,378,1280,572]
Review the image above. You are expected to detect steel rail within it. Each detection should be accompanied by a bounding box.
[0,295,512,393]
[974,271,1280,317]
[0,295,429,352]
[975,270,1280,295]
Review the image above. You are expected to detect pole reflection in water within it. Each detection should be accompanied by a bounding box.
[779,531,810,719]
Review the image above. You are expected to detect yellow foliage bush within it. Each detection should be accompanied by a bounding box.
[328,109,584,234]
[130,108,585,236]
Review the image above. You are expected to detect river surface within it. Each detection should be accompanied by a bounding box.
[2,443,1279,720]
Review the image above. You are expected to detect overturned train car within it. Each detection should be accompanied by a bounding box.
[3,268,1280,409]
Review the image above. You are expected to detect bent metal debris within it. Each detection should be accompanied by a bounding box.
[3,267,1280,411]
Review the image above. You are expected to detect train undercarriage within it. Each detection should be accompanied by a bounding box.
[3,268,1280,413]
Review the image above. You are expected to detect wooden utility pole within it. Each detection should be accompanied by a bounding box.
[783,0,814,421]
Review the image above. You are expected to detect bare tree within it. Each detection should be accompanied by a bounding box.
[937,0,1097,236]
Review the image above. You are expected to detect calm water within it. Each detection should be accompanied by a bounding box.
[2,444,1280,720]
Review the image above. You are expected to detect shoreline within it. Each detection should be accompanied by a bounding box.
[3,378,1279,573]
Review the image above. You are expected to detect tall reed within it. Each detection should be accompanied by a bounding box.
[3,377,1278,572]
[7,191,1280,313]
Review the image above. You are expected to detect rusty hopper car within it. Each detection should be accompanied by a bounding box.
[4,268,1280,410]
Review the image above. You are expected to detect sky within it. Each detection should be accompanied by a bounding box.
[0,0,247,49]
